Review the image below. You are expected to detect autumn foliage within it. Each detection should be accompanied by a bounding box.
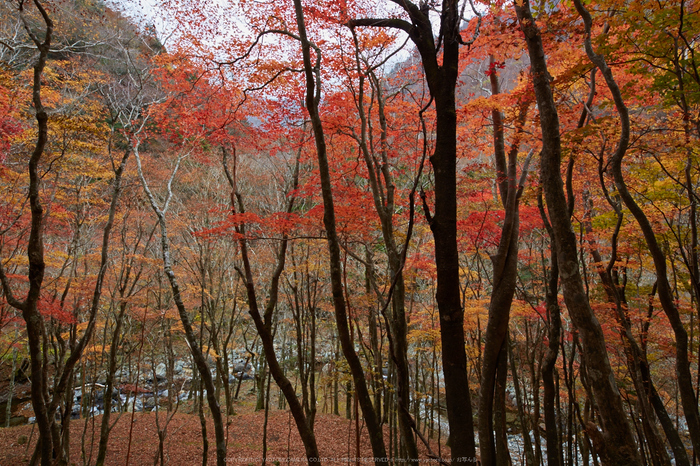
[0,0,699,465]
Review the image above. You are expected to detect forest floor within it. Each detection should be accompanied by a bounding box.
[0,383,451,465]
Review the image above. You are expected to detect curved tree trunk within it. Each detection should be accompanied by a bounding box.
[96,300,127,466]
[0,3,53,463]
[539,226,561,466]
[224,144,322,465]
[134,144,226,466]
[514,1,641,464]
[294,1,388,462]
[571,0,700,456]
[478,58,531,464]
[347,32,418,463]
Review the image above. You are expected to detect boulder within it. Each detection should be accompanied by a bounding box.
[174,360,185,374]
[155,363,167,379]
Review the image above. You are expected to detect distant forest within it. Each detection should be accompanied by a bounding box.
[0,1,699,465]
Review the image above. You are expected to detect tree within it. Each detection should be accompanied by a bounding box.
[514,0,641,463]
[477,64,533,463]
[131,62,233,466]
[334,28,423,462]
[0,2,54,463]
[293,0,389,462]
[223,142,324,464]
[349,2,479,460]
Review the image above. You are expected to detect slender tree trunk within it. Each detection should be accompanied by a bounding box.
[0,4,53,463]
[135,145,226,466]
[366,248,383,417]
[224,145,320,464]
[478,62,531,464]
[494,345,511,466]
[583,192,680,466]
[262,371,272,466]
[294,2,387,461]
[572,0,700,456]
[514,2,641,464]
[347,40,417,462]
[510,339,534,466]
[5,347,17,428]
[539,191,561,466]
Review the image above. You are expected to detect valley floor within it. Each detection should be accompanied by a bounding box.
[0,409,449,465]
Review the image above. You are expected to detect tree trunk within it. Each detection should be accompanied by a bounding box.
[294,1,388,462]
[478,59,531,464]
[347,42,418,462]
[509,339,534,466]
[494,345,511,466]
[514,1,641,464]
[135,144,227,466]
[349,3,476,459]
[539,191,562,466]
[225,143,321,464]
[0,5,53,463]
[572,0,700,457]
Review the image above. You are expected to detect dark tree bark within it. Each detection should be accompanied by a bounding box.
[349,2,477,459]
[286,243,319,429]
[583,184,678,466]
[365,247,383,419]
[509,337,535,466]
[45,140,131,466]
[0,3,53,464]
[493,345,511,466]
[538,190,562,466]
[572,0,700,458]
[514,1,641,464]
[293,1,389,462]
[96,219,152,466]
[537,73,593,466]
[223,146,321,465]
[478,55,531,465]
[346,30,418,463]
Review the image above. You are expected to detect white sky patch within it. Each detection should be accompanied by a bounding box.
[106,0,184,49]
[104,0,484,93]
